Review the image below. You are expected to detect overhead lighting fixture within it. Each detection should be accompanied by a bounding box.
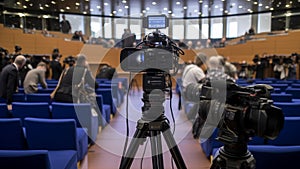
[231,3,236,6]
[45,4,49,7]
[265,6,269,9]
[198,12,202,15]
[224,10,228,13]
[253,1,258,5]
[238,5,243,8]
[90,9,94,12]
[66,6,70,10]
[172,13,175,16]
[146,7,150,10]
[199,0,203,3]
[270,7,274,10]
[183,6,187,9]
[215,5,219,9]
[25,0,30,2]
[163,7,168,11]
[176,2,180,5]
[168,10,172,14]
[142,10,146,13]
[259,3,263,7]
[16,2,21,5]
[221,0,225,1]
[29,3,33,6]
[122,0,127,3]
[43,15,50,18]
[40,6,44,10]
[83,11,87,14]
[75,3,80,6]
[125,6,129,9]
[286,4,290,7]
[286,12,292,16]
[85,0,89,2]
[51,1,56,5]
[23,5,27,8]
[194,9,198,12]
[220,8,224,11]
[104,2,108,6]
[60,9,65,12]
[118,9,122,12]
[152,2,157,5]
[113,11,117,14]
[204,5,208,8]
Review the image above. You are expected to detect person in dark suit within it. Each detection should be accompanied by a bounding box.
[50,53,62,80]
[0,55,26,111]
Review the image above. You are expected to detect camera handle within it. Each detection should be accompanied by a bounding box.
[119,73,187,169]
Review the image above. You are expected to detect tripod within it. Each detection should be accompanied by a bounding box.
[210,142,256,169]
[119,73,187,169]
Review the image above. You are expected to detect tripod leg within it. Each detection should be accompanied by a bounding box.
[150,131,164,169]
[162,126,187,169]
[119,129,147,169]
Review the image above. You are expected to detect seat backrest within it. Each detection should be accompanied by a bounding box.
[25,117,77,150]
[0,103,10,117]
[273,102,300,116]
[271,93,293,102]
[12,102,51,123]
[248,145,300,169]
[268,117,300,145]
[0,118,26,150]
[51,102,92,129]
[0,150,51,169]
[285,88,300,99]
[26,94,52,104]
[95,88,116,114]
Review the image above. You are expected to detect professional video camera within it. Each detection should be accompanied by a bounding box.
[119,15,187,169]
[186,79,284,168]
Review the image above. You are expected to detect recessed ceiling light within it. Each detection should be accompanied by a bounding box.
[198,12,202,15]
[90,9,94,12]
[75,3,80,6]
[152,2,156,5]
[239,5,243,8]
[231,3,236,6]
[23,5,27,8]
[142,10,146,13]
[215,5,219,9]
[259,3,263,7]
[286,4,290,7]
[113,11,117,14]
[97,6,101,9]
[60,9,64,12]
[104,2,108,6]
[168,10,172,14]
[83,11,87,14]
[204,5,208,8]
[199,0,203,3]
[194,9,198,12]
[253,2,258,5]
[16,2,21,5]
[45,4,49,7]
[163,7,168,11]
[221,0,225,1]
[29,3,33,6]
[40,6,44,10]
[118,9,122,12]
[51,1,56,4]
[66,6,70,10]
[224,10,228,13]
[85,0,89,2]
[122,0,127,3]
[25,0,30,2]
[270,7,274,10]
[183,6,187,9]
[146,7,150,10]
[176,2,180,5]
[265,6,269,9]
[220,8,223,11]
[125,6,129,9]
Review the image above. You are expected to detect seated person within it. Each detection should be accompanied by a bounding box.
[23,62,48,94]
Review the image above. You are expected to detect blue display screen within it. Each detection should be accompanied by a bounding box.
[148,16,166,29]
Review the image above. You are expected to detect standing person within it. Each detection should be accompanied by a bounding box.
[60,14,71,34]
[0,55,26,111]
[23,62,48,94]
[121,29,136,48]
[50,52,62,80]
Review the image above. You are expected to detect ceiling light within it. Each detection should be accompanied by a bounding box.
[125,6,129,9]
[85,0,89,2]
[259,3,263,7]
[45,4,49,7]
[183,6,187,9]
[29,3,33,6]
[40,6,44,10]
[231,3,236,6]
[172,13,175,16]
[51,1,56,4]
[239,5,243,8]
[215,5,219,8]
[97,6,101,9]
[118,9,122,12]
[25,0,30,1]
[90,9,94,12]
[176,2,180,5]
[163,7,168,11]
[204,5,208,8]
[104,2,108,6]
[286,4,290,7]
[60,9,64,12]
[168,10,172,14]
[152,2,156,5]
[199,0,203,3]
[286,12,292,16]
[122,0,127,3]
[142,10,146,13]
[198,12,202,15]
[146,7,150,10]
[270,7,274,10]
[75,3,80,6]
[66,6,70,10]
[83,11,87,14]
[253,2,258,5]
[61,0,64,1]
[221,0,225,1]
[23,5,27,8]
[220,8,224,11]
[16,2,21,5]
[224,10,228,13]
[113,11,117,14]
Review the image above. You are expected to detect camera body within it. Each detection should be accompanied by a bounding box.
[197,80,284,143]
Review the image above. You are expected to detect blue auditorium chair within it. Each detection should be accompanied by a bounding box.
[0,118,26,150]
[12,102,51,124]
[270,84,289,93]
[271,93,293,102]
[24,118,81,167]
[26,93,52,104]
[248,145,300,169]
[13,93,26,102]
[0,103,10,117]
[0,150,52,169]
[273,102,300,116]
[286,88,300,99]
[96,95,111,127]
[95,88,117,115]
[51,102,98,143]
[291,83,300,88]
[275,80,294,85]
[268,117,300,145]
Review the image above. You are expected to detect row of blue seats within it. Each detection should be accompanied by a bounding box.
[201,117,300,169]
[0,102,100,144]
[0,117,88,169]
